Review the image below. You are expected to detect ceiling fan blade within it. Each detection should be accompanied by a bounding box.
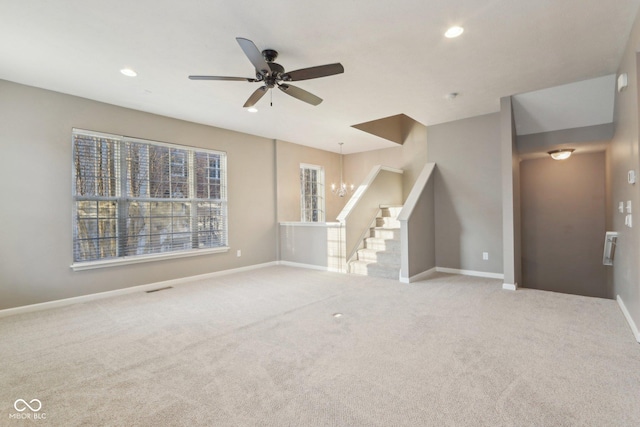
[282,63,344,81]
[278,84,322,106]
[243,86,268,108]
[189,75,256,82]
[236,37,271,75]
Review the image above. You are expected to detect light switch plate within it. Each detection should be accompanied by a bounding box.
[627,201,632,214]
[619,202,625,213]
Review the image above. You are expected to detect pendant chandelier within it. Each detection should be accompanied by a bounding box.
[331,142,353,197]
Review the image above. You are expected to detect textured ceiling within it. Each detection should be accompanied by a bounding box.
[1,0,638,153]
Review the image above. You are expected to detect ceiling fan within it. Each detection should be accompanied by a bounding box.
[189,37,344,108]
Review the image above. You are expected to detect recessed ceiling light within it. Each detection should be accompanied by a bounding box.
[247,107,258,113]
[333,313,343,318]
[120,68,137,77]
[445,26,464,38]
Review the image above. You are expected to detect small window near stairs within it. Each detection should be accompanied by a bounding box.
[300,164,325,222]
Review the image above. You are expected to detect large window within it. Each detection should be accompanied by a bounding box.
[300,164,325,222]
[72,129,227,267]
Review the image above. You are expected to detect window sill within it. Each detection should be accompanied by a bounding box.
[70,247,230,271]
[279,222,341,227]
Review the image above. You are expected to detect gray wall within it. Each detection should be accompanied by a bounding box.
[0,80,277,309]
[608,7,640,333]
[521,152,608,298]
[400,163,436,280]
[427,113,504,274]
[279,223,343,271]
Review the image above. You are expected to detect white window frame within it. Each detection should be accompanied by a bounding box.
[71,128,229,271]
[300,163,325,222]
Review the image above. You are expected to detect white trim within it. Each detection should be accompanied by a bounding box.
[73,127,227,155]
[436,267,504,280]
[279,222,341,227]
[379,166,405,174]
[71,247,230,271]
[502,283,518,291]
[397,163,436,222]
[617,295,640,343]
[0,262,277,319]
[400,267,437,283]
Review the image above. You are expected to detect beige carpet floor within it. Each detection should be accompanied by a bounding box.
[1,266,639,426]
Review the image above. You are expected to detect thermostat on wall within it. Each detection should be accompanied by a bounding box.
[618,73,628,92]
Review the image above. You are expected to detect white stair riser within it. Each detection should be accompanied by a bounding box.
[380,206,403,218]
[375,217,401,228]
[348,206,402,280]
[357,249,401,264]
[365,238,400,251]
[370,228,400,239]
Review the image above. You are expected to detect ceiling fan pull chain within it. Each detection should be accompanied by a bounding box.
[270,89,273,107]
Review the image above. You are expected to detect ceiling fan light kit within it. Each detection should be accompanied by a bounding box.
[189,37,344,108]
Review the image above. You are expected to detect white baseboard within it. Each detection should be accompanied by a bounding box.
[0,262,279,319]
[436,267,504,280]
[617,295,640,343]
[400,267,438,283]
[502,283,518,291]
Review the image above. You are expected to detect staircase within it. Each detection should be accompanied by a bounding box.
[349,206,402,280]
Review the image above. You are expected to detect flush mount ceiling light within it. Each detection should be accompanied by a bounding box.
[548,149,575,160]
[120,68,137,77]
[445,26,464,38]
[247,107,258,113]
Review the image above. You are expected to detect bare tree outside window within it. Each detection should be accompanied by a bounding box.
[300,164,325,222]
[72,130,227,263]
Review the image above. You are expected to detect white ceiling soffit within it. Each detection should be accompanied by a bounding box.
[512,74,616,136]
[0,1,638,154]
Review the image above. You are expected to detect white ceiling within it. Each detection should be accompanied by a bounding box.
[1,0,638,154]
[512,74,616,136]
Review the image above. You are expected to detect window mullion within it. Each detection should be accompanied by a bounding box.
[189,151,197,249]
[117,139,127,257]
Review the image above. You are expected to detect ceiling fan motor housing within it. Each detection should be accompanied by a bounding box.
[262,49,279,62]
